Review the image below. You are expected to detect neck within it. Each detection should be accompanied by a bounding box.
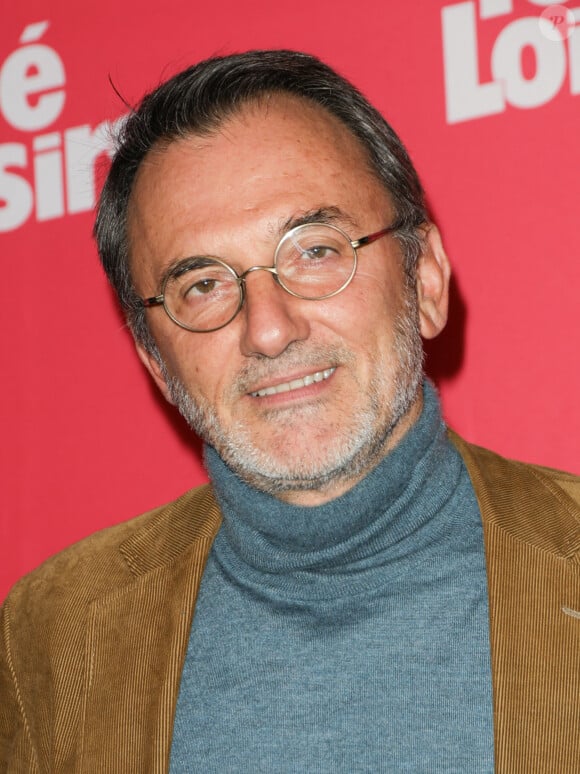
[277,390,424,507]
[203,380,452,586]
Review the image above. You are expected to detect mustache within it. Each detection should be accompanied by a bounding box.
[232,342,355,395]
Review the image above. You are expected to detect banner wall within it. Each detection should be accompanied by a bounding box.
[2,0,579,599]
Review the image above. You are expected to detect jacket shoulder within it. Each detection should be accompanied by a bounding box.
[3,483,221,613]
[449,430,580,557]
[0,484,221,771]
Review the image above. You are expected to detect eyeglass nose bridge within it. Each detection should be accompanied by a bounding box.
[239,264,280,283]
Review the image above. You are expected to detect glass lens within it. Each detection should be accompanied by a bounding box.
[164,259,241,331]
[275,224,356,299]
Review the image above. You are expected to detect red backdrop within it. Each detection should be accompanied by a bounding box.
[2,0,579,600]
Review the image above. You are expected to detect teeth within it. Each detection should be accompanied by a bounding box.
[251,368,335,397]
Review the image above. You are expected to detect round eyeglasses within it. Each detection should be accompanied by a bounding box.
[140,221,399,333]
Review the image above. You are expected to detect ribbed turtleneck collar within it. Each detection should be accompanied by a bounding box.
[204,381,463,600]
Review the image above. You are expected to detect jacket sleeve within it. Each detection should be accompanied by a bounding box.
[0,598,40,773]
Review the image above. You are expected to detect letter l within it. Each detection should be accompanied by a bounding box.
[442,1,505,123]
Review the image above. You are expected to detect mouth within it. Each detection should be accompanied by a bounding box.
[249,367,336,398]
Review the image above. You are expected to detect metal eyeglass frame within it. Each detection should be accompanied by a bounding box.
[139,221,399,333]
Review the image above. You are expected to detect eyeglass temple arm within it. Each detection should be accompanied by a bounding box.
[141,294,164,307]
[351,225,398,250]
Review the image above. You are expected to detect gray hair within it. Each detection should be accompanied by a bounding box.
[94,49,428,353]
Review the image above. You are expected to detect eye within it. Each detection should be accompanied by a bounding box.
[303,245,335,259]
[185,277,220,296]
[170,263,235,303]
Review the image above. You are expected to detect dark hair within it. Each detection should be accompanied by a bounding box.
[94,49,428,352]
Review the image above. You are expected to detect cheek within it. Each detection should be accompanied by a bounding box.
[160,328,241,399]
[355,263,403,302]
[322,272,400,338]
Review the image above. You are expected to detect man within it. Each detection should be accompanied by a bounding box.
[1,50,580,773]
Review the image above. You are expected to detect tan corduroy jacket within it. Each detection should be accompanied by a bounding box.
[2,433,580,773]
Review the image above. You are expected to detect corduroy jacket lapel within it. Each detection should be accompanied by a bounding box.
[78,487,221,773]
[453,434,580,773]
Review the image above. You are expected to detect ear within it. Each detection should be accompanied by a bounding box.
[135,342,177,406]
[415,224,451,340]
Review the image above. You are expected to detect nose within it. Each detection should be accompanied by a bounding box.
[238,267,310,358]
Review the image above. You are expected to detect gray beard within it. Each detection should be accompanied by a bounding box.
[158,289,424,497]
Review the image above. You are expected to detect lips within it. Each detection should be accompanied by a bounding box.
[249,367,336,398]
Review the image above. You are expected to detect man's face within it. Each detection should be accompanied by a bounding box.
[128,96,448,505]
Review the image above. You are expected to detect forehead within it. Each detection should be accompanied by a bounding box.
[127,95,393,279]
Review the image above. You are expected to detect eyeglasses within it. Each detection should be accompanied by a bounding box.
[140,221,399,333]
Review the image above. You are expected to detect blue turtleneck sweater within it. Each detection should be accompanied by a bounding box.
[170,383,494,772]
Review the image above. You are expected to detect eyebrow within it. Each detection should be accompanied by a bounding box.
[158,255,220,290]
[277,206,359,236]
